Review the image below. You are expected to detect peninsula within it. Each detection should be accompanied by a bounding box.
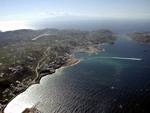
[128,32,150,44]
[0,29,117,112]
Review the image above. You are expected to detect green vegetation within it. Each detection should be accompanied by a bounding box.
[0,29,117,111]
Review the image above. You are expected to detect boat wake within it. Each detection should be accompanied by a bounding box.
[98,57,142,61]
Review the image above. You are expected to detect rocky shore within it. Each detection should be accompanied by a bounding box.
[22,103,41,113]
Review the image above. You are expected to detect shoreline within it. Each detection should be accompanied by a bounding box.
[62,56,80,68]
[0,28,116,113]
[2,48,103,113]
[1,49,101,113]
[3,56,80,113]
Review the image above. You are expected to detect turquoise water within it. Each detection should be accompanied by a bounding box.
[5,35,150,113]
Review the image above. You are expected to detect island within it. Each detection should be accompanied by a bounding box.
[0,29,117,112]
[128,32,150,44]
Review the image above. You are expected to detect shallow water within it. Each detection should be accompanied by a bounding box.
[5,35,150,113]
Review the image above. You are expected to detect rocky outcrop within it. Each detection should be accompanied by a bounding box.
[22,107,41,113]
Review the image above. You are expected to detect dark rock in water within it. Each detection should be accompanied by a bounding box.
[22,107,41,113]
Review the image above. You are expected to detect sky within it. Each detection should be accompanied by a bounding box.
[0,0,150,31]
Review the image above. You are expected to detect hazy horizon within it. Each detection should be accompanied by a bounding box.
[1,0,150,31]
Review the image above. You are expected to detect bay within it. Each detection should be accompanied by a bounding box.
[5,35,150,113]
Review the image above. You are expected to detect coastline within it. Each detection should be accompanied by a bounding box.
[62,56,80,68]
[2,46,103,113]
[0,28,117,113]
[3,55,80,113]
[1,48,102,113]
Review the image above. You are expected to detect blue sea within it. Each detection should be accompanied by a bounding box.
[4,34,150,113]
